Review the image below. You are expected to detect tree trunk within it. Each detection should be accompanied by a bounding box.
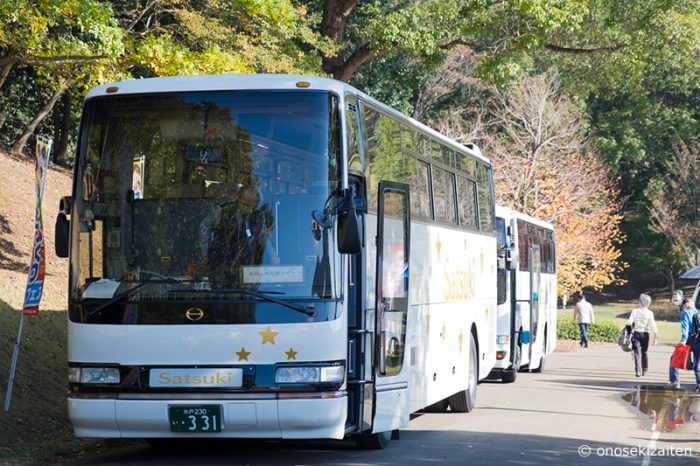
[0,62,13,90]
[11,81,69,156]
[53,90,72,165]
[321,0,360,80]
[664,266,675,295]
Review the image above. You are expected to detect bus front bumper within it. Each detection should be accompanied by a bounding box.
[68,392,347,439]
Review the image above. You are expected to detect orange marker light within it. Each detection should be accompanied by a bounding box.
[296,81,311,88]
[106,86,119,93]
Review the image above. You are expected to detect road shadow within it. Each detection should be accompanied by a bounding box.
[0,213,26,271]
[48,430,697,465]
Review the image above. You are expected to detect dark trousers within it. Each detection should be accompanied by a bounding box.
[578,323,589,347]
[632,331,649,374]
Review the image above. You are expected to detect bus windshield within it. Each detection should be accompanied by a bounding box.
[70,90,341,324]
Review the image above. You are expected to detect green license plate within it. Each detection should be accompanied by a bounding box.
[168,405,221,433]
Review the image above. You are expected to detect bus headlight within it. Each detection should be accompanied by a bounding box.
[275,364,345,384]
[68,367,120,384]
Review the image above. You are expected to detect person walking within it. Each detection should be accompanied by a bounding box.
[627,293,658,377]
[668,298,700,391]
[573,293,595,348]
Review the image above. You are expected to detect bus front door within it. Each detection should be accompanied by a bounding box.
[372,181,410,434]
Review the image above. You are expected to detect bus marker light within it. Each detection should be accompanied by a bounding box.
[496,351,507,360]
[296,81,311,88]
[105,86,119,93]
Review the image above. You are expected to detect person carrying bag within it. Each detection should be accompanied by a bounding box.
[627,293,658,377]
[668,298,700,390]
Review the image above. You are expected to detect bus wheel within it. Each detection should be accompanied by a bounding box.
[448,333,478,413]
[502,345,520,383]
[355,430,391,449]
[533,331,546,373]
[501,368,517,383]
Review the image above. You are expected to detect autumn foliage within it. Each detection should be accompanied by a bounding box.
[484,73,627,299]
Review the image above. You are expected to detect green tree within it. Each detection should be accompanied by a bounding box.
[0,0,124,89]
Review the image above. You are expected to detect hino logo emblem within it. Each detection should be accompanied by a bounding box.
[185,307,205,321]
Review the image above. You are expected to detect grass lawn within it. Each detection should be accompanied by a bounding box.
[558,300,682,344]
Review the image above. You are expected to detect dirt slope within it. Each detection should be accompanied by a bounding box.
[0,150,72,310]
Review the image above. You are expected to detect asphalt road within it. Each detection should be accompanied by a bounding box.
[59,343,700,465]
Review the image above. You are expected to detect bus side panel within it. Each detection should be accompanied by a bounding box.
[400,221,496,413]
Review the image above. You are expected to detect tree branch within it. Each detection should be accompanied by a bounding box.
[332,43,381,82]
[544,43,624,55]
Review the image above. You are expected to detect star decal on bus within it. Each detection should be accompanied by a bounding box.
[259,325,279,345]
[236,347,251,361]
[285,348,298,360]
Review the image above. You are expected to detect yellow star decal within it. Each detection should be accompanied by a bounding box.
[458,332,464,352]
[436,236,442,260]
[259,325,279,345]
[236,347,251,361]
[285,348,298,360]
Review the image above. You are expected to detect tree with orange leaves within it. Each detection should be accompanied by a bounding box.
[484,73,627,300]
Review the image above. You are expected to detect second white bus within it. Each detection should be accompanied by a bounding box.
[491,205,557,382]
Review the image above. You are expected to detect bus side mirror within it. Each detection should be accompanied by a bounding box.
[55,213,70,258]
[506,246,518,271]
[337,188,361,254]
[506,218,518,270]
[55,196,71,258]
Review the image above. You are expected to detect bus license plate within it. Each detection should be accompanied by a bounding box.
[168,405,222,433]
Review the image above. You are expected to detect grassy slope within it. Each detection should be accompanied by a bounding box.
[0,301,93,463]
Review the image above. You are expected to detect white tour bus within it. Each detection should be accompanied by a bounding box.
[490,205,557,382]
[55,74,497,448]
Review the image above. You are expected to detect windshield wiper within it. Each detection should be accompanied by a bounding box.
[86,278,182,316]
[171,288,316,317]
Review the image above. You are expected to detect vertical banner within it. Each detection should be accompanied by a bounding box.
[22,136,53,316]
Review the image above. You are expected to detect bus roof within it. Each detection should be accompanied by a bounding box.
[86,73,488,164]
[495,204,554,231]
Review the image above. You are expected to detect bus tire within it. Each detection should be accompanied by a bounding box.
[532,331,547,373]
[355,430,392,449]
[501,345,520,383]
[448,333,478,413]
[501,368,517,383]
